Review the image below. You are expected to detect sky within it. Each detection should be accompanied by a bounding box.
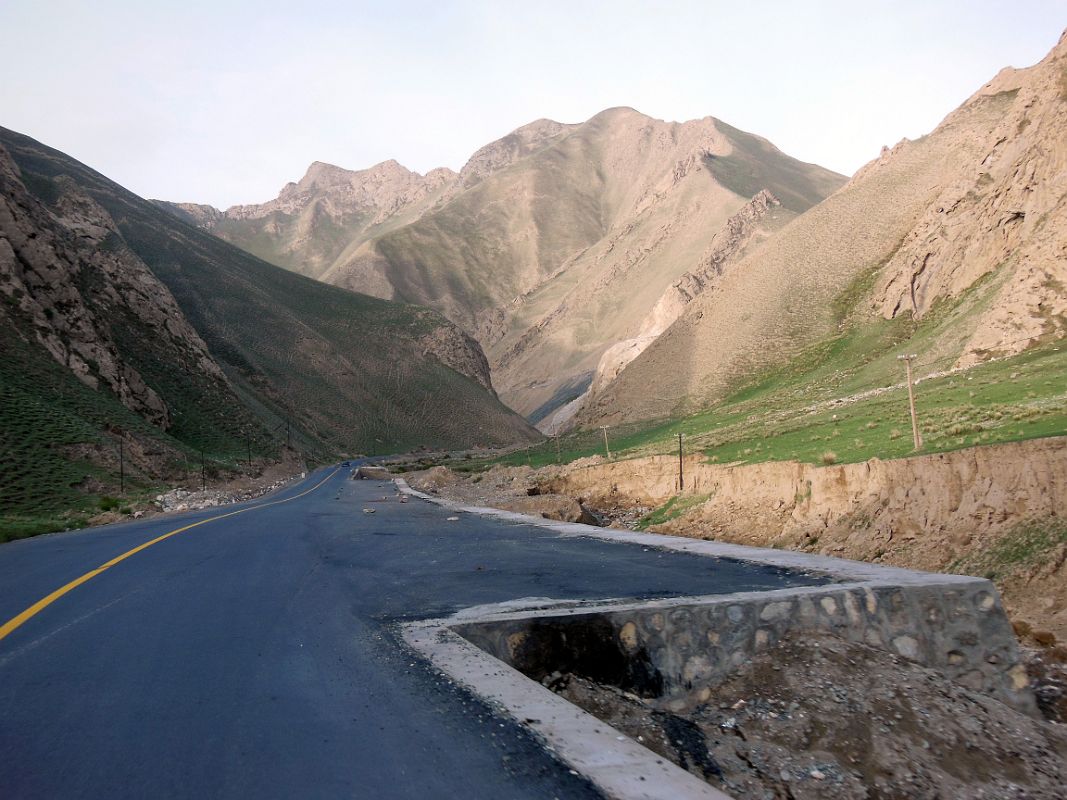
[2,1,1064,208]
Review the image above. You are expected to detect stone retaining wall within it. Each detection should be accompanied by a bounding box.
[454,578,1036,716]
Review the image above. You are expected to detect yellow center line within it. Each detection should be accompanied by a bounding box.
[0,467,340,644]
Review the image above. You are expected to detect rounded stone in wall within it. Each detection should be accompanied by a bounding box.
[618,621,639,653]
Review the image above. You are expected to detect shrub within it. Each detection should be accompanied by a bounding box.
[821,451,837,465]
[98,496,120,511]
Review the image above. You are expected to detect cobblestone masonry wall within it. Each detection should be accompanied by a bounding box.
[453,578,1037,717]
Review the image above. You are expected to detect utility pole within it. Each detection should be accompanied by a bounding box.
[555,435,561,465]
[246,432,252,470]
[118,438,124,495]
[898,354,923,450]
[677,432,684,492]
[200,448,206,492]
[600,426,612,460]
[286,417,291,449]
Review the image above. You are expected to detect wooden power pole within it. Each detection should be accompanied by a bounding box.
[898,354,923,450]
[677,432,684,492]
[600,426,612,460]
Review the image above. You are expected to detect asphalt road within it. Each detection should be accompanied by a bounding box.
[0,464,826,799]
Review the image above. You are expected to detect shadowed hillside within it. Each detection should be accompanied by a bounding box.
[1,128,539,536]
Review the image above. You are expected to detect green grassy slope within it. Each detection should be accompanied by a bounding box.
[458,271,1066,472]
[0,314,266,539]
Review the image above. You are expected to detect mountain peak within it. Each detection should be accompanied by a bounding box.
[459,117,576,185]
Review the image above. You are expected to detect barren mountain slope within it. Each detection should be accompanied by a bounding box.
[479,110,841,419]
[1,127,539,529]
[159,108,843,420]
[533,189,788,433]
[580,31,1067,426]
[349,108,843,419]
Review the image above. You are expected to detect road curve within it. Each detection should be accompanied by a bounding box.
[0,464,821,798]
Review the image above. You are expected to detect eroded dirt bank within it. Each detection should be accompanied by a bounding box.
[546,438,1067,639]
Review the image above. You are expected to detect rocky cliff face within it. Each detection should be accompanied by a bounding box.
[0,145,229,428]
[872,30,1067,364]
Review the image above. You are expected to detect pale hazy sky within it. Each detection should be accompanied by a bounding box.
[2,1,1064,208]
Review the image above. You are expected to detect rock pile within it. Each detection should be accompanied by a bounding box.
[155,479,290,513]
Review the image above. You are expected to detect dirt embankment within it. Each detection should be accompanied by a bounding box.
[545,438,1067,637]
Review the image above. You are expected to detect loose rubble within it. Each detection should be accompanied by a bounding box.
[404,464,616,525]
[154,478,291,514]
[1022,645,1067,723]
[555,633,1067,799]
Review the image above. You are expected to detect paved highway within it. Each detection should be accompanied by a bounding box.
[0,465,823,798]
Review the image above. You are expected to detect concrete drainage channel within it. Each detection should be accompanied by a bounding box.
[395,479,1036,799]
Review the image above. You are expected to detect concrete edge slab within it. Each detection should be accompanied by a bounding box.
[402,619,733,800]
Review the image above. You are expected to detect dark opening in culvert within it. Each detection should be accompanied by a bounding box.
[454,613,664,698]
